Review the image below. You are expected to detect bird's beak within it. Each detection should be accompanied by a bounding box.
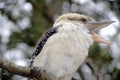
[86,21,115,44]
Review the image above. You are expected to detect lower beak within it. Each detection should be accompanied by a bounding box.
[92,32,112,44]
[86,21,115,44]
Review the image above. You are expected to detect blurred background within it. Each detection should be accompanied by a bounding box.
[0,0,120,80]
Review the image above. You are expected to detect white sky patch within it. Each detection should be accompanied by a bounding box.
[18,0,26,5]
[99,11,119,38]
[62,1,70,13]
[23,2,33,13]
[0,2,5,9]
[13,75,28,80]
[71,3,79,12]
[17,17,31,30]
[12,7,21,19]
[4,49,24,60]
[99,24,116,39]
[81,63,92,74]
[4,49,27,66]
[81,63,96,80]
[107,12,120,28]
[14,59,27,66]
[110,42,120,58]
[74,0,88,4]
[73,71,81,80]
[3,43,33,66]
[0,15,16,44]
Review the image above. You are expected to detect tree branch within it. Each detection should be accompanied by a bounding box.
[0,58,33,79]
[86,59,103,80]
[0,58,54,80]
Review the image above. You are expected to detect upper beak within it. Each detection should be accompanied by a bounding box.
[86,21,115,44]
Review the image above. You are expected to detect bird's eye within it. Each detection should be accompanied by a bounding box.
[80,18,87,23]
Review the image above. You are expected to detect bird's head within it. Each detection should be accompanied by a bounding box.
[54,13,114,44]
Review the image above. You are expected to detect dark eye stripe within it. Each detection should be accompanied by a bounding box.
[80,18,87,23]
[68,17,87,23]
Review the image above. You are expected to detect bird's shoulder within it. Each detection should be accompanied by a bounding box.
[30,27,58,66]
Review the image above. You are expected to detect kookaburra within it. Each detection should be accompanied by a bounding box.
[30,13,114,80]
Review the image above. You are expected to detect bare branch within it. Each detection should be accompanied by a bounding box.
[0,58,33,79]
[86,59,103,80]
[78,67,86,80]
[0,58,54,80]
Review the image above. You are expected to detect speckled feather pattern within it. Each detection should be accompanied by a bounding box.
[30,27,58,67]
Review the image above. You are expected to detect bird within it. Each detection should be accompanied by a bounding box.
[30,13,114,80]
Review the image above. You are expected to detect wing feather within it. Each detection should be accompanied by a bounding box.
[30,27,58,67]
